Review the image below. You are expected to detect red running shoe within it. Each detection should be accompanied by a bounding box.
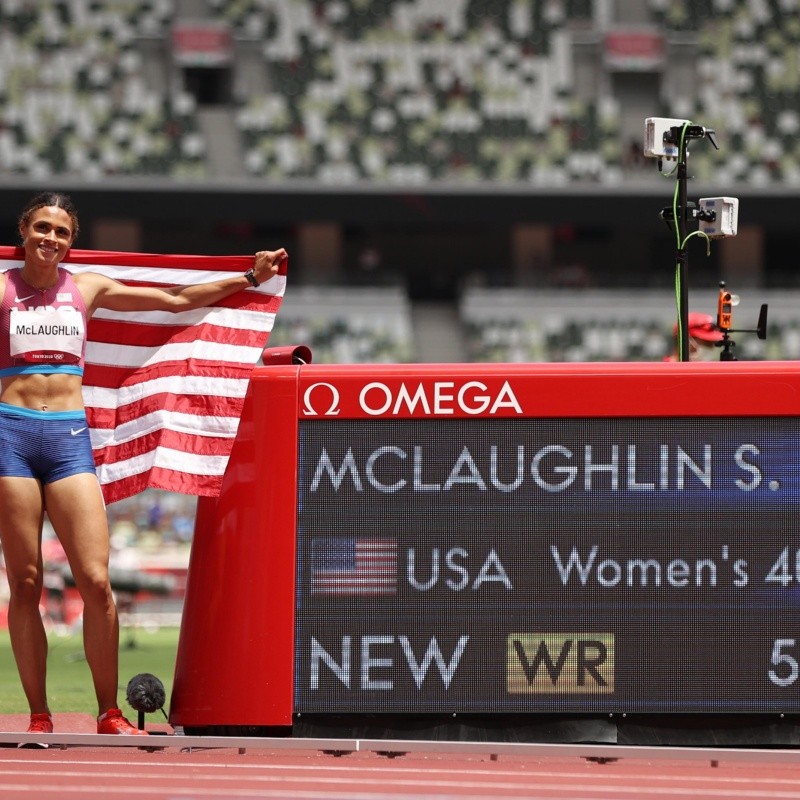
[97,708,149,736]
[18,712,53,748]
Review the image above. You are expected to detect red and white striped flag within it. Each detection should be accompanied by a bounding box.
[0,246,287,504]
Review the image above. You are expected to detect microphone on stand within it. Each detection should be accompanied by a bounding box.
[126,673,167,731]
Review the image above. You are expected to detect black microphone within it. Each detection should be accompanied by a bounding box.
[126,673,167,729]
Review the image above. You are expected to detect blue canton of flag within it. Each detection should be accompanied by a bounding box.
[311,537,398,596]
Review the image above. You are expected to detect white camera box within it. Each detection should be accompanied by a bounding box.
[643,117,691,159]
[699,197,739,238]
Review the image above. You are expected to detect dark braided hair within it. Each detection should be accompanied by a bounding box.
[18,192,79,243]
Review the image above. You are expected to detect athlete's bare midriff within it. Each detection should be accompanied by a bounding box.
[0,372,85,412]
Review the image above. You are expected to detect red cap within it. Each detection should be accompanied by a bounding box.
[674,312,723,343]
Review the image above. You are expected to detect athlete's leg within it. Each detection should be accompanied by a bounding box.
[44,472,119,715]
[0,476,49,714]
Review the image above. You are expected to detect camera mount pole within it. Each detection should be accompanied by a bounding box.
[676,135,690,362]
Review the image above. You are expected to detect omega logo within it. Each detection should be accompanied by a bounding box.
[302,382,341,416]
[302,380,522,417]
[360,380,522,416]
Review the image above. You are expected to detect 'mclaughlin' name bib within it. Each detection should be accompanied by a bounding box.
[9,305,85,364]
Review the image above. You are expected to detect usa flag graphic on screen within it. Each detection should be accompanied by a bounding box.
[310,537,398,596]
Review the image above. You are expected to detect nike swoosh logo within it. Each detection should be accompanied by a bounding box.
[70,427,87,436]
[14,295,35,303]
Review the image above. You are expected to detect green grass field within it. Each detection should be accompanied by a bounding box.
[0,625,180,715]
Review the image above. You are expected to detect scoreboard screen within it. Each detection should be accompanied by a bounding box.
[171,361,800,730]
[294,415,800,713]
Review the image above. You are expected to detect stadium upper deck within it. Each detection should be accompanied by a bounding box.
[0,1,796,297]
[0,0,796,192]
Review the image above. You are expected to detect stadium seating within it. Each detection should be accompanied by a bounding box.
[0,1,796,186]
[0,1,795,361]
[0,0,206,178]
[264,284,800,365]
[267,285,416,363]
[460,287,800,362]
[228,0,610,183]
[224,0,800,186]
[649,0,800,185]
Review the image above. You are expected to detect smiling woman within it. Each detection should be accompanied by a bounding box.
[0,191,288,741]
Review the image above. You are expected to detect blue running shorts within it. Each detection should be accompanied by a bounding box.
[0,402,97,484]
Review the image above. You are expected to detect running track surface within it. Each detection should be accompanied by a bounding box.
[1,744,800,800]
[0,714,798,799]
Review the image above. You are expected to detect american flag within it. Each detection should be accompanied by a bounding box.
[311,537,398,596]
[0,246,287,504]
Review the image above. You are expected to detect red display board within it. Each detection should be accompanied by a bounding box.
[170,361,800,730]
